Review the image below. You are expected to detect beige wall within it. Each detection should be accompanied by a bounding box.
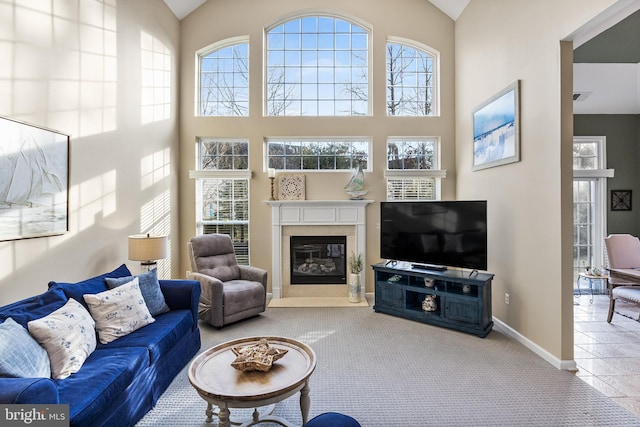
[2,0,630,367]
[455,0,617,363]
[0,0,180,305]
[178,0,456,289]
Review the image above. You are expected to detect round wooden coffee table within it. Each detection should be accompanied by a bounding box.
[188,336,316,427]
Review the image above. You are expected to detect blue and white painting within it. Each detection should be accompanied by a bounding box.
[473,81,519,170]
[0,117,69,241]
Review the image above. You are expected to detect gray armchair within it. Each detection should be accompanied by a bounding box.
[187,234,267,327]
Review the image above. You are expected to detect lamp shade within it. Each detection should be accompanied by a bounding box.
[128,234,168,262]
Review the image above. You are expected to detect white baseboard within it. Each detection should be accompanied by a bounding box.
[493,317,577,371]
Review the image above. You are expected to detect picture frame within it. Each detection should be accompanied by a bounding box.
[277,174,306,200]
[0,116,70,241]
[611,190,632,211]
[472,80,520,171]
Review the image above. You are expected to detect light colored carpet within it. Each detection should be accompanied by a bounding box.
[268,297,369,308]
[136,305,640,427]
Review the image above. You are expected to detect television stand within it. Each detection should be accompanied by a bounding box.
[372,262,494,337]
[411,263,447,272]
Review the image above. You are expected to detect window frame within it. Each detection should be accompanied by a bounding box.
[196,36,250,117]
[264,13,372,117]
[265,137,372,172]
[386,36,440,117]
[572,136,614,281]
[384,137,445,200]
[190,138,252,264]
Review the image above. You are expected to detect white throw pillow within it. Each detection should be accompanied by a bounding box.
[83,277,155,344]
[27,299,96,380]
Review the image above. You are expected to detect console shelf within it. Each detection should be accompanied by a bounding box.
[372,262,494,338]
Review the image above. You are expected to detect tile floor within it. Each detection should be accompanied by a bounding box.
[574,293,640,418]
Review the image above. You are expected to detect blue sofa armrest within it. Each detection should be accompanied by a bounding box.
[160,279,201,328]
[0,378,59,404]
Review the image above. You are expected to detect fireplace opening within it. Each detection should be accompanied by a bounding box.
[290,236,347,284]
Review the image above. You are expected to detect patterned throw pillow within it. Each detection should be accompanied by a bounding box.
[104,269,169,316]
[83,278,155,344]
[28,299,96,380]
[0,318,51,378]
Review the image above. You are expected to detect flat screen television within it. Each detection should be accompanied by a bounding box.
[380,201,487,271]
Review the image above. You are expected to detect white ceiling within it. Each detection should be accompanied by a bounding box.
[574,63,640,114]
[162,0,471,21]
[162,0,206,20]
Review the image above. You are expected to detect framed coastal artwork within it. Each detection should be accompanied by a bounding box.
[0,116,69,241]
[472,80,520,171]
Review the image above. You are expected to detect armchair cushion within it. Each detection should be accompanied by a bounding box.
[189,234,240,281]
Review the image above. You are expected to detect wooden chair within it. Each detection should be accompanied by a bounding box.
[188,234,267,327]
[604,234,640,322]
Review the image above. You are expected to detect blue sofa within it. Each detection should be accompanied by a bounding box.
[0,264,201,427]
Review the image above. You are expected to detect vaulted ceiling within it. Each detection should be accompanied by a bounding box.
[162,0,472,21]
[161,0,639,114]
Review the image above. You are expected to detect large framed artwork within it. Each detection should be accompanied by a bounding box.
[472,80,520,171]
[0,116,70,241]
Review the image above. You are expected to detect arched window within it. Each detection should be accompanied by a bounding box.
[386,38,438,116]
[265,15,369,116]
[197,38,249,116]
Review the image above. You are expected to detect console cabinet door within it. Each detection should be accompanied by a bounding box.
[377,282,404,308]
[444,298,479,324]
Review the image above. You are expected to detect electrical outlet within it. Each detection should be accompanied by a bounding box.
[505,293,510,305]
[186,270,191,279]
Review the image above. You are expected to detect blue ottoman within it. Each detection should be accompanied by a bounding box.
[305,412,361,426]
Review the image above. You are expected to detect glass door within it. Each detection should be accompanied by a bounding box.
[573,137,609,292]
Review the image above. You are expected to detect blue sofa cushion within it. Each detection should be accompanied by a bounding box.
[55,346,149,426]
[97,309,193,364]
[0,318,51,378]
[48,264,132,310]
[0,287,68,328]
[0,377,58,404]
[105,269,169,316]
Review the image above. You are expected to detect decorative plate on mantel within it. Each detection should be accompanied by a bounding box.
[278,174,305,200]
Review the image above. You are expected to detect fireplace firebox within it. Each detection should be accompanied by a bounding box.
[290,236,347,284]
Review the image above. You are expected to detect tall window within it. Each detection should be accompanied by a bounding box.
[191,139,251,264]
[386,138,444,200]
[198,38,249,116]
[386,38,437,116]
[266,138,369,170]
[265,15,369,116]
[573,136,611,284]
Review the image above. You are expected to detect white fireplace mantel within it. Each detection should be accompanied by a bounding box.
[265,200,374,298]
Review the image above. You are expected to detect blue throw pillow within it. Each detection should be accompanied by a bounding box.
[0,318,51,378]
[105,269,169,316]
[48,264,132,310]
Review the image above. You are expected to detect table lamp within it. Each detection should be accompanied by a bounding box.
[128,233,168,271]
